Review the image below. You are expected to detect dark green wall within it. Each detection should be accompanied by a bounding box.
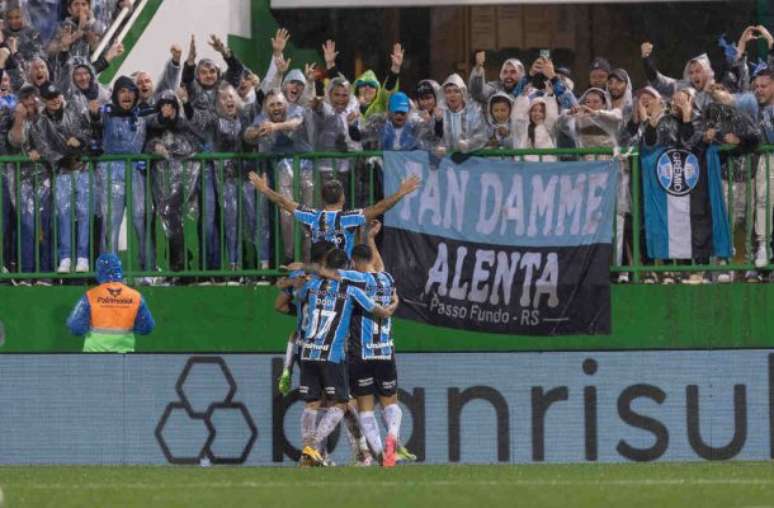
[1,284,772,353]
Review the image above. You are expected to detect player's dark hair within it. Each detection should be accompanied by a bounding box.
[325,248,349,270]
[310,240,336,263]
[321,180,344,205]
[351,244,373,263]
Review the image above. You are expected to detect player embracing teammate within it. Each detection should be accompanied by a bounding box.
[264,171,420,467]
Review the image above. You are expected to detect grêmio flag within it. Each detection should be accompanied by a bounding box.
[382,151,618,335]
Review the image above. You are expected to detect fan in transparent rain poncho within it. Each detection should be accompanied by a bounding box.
[187,83,258,272]
[180,34,246,271]
[312,75,360,185]
[641,43,727,115]
[700,81,761,282]
[244,88,314,263]
[2,0,44,63]
[483,92,516,150]
[90,76,156,278]
[512,95,559,160]
[431,73,488,159]
[29,82,93,274]
[145,90,202,273]
[6,85,53,274]
[558,87,628,275]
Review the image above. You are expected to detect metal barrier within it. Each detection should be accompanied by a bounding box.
[0,146,772,283]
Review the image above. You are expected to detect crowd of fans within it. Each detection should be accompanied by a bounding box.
[0,0,773,285]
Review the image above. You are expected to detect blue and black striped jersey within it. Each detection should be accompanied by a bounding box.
[338,270,395,360]
[297,275,377,363]
[293,207,367,258]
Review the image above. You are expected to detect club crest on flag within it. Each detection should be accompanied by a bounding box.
[657,149,700,196]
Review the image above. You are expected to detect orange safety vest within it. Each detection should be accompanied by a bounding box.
[85,282,142,332]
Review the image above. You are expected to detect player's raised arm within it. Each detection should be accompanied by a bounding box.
[249,171,300,214]
[363,174,421,221]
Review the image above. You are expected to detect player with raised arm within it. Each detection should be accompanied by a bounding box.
[248,171,421,258]
[297,248,399,467]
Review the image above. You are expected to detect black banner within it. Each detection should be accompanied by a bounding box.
[383,227,611,335]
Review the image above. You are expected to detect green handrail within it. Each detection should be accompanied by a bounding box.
[0,145,772,282]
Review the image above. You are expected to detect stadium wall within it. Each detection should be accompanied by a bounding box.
[0,285,772,353]
[0,351,771,465]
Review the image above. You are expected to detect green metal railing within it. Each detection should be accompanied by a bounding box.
[0,146,772,283]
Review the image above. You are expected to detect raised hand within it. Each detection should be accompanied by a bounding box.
[249,171,270,193]
[322,39,338,70]
[304,62,318,80]
[246,71,261,89]
[736,26,756,57]
[542,58,555,79]
[275,54,291,74]
[208,34,230,58]
[756,25,774,49]
[399,174,421,196]
[186,35,196,65]
[390,42,404,73]
[170,43,182,64]
[346,110,359,126]
[474,50,486,70]
[105,42,124,62]
[271,28,290,57]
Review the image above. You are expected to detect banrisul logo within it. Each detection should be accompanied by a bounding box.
[657,149,700,196]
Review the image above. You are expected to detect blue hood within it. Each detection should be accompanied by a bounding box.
[96,254,124,283]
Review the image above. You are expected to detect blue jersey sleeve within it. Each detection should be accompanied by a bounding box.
[133,298,156,335]
[293,207,319,227]
[338,270,368,283]
[348,285,377,313]
[66,295,91,336]
[340,210,367,229]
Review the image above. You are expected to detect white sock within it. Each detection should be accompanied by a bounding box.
[300,408,318,448]
[283,340,295,370]
[383,404,402,439]
[358,411,383,456]
[343,407,370,454]
[314,407,345,447]
[316,408,329,453]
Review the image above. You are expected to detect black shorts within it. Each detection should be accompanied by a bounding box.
[299,360,349,403]
[348,355,398,398]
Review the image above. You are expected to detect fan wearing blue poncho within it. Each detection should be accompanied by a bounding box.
[66,253,155,353]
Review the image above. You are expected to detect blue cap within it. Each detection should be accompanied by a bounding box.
[388,92,410,114]
[95,253,124,283]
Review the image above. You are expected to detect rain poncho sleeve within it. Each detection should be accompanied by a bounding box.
[157,58,183,97]
[260,58,284,95]
[468,66,494,105]
[642,55,679,98]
